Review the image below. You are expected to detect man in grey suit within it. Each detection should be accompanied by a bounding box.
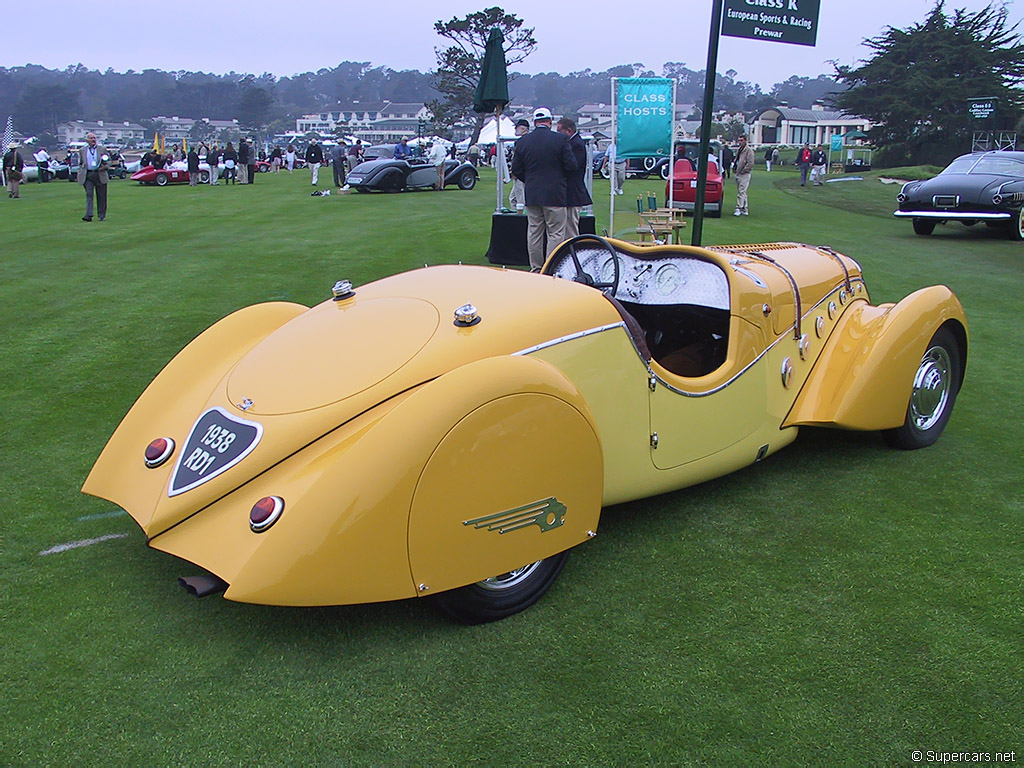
[77,132,109,222]
[510,107,577,271]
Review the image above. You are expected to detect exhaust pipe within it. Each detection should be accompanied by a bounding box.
[178,574,229,598]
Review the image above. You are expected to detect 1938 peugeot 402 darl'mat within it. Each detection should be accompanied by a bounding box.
[83,235,967,623]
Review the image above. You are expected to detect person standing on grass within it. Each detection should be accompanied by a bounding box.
[187,145,201,186]
[764,145,773,172]
[556,117,591,239]
[270,145,282,172]
[733,135,754,217]
[796,143,813,186]
[245,139,257,185]
[222,142,237,184]
[285,143,296,173]
[331,142,347,188]
[4,143,25,198]
[77,132,109,221]
[237,139,249,185]
[510,107,577,271]
[306,139,324,186]
[205,144,220,185]
[810,146,828,186]
[427,140,448,190]
[346,140,363,174]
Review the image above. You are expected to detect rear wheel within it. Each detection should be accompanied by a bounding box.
[155,173,169,187]
[1008,207,1024,241]
[912,218,936,236]
[643,156,657,171]
[882,326,962,449]
[199,170,210,183]
[457,169,476,190]
[433,551,569,624]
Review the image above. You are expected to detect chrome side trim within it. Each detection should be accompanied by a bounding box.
[729,261,768,288]
[894,210,1011,220]
[512,322,626,357]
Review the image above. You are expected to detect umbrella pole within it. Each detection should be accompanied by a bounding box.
[495,106,505,213]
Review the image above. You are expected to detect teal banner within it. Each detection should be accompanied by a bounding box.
[616,78,674,159]
[830,134,843,152]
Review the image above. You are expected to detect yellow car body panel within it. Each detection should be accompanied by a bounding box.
[81,237,967,617]
[783,286,968,430]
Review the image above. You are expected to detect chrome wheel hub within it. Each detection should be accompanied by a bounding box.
[478,561,542,591]
[909,344,952,432]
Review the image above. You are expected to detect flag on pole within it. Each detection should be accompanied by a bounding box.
[182,137,188,154]
[2,115,14,151]
[152,132,160,153]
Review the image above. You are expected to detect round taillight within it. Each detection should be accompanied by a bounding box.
[249,496,284,532]
[992,194,1003,205]
[896,193,906,203]
[144,437,175,468]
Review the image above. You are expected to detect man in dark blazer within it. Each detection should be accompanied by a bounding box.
[510,107,577,271]
[556,117,592,239]
[77,132,109,222]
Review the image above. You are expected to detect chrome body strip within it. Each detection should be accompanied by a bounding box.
[893,210,1011,220]
[512,322,626,357]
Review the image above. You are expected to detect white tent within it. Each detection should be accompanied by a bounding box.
[476,116,517,145]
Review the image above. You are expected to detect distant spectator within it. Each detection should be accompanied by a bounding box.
[393,138,411,161]
[764,145,773,173]
[222,142,237,184]
[810,146,828,186]
[270,145,282,172]
[237,139,250,184]
[246,139,257,184]
[330,142,346,188]
[285,144,296,173]
[4,143,25,198]
[721,143,734,179]
[733,135,755,216]
[427,140,448,191]
[346,140,363,173]
[508,118,530,211]
[467,143,481,167]
[34,146,51,182]
[205,144,220,185]
[796,143,813,186]
[305,139,324,185]
[187,145,201,186]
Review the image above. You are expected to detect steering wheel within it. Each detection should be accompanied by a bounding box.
[547,234,622,298]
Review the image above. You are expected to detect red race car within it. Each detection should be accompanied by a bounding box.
[665,159,723,217]
[131,162,211,186]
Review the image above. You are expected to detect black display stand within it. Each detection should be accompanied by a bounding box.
[485,213,596,266]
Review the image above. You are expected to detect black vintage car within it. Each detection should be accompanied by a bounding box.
[345,156,478,193]
[895,151,1024,240]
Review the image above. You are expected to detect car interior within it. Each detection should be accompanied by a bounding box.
[544,236,731,378]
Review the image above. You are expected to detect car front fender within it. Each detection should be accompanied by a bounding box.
[783,286,967,431]
[149,354,603,607]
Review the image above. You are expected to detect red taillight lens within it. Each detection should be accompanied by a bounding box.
[250,496,284,532]
[144,437,175,468]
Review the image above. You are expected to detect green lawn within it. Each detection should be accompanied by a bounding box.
[2,166,1021,766]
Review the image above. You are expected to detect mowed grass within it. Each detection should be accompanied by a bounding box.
[1,165,1021,766]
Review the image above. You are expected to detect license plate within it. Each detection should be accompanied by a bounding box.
[690,180,698,188]
[168,407,263,496]
[347,176,363,183]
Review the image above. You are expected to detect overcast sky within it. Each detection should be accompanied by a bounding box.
[3,0,1021,90]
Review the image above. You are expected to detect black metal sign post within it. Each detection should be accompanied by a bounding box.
[691,0,821,245]
[691,0,724,246]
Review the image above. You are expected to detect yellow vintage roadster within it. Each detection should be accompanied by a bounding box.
[83,235,967,623]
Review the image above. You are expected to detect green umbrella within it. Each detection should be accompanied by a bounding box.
[473,27,509,114]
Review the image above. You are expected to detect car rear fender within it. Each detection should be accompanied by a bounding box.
[82,302,308,518]
[149,354,603,606]
[783,286,967,431]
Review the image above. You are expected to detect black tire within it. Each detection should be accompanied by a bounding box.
[155,172,169,187]
[433,551,569,624]
[882,326,962,449]
[1008,207,1024,241]
[199,171,210,183]
[457,169,476,190]
[912,218,936,236]
[259,165,269,173]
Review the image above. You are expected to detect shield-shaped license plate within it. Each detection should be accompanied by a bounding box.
[168,407,263,496]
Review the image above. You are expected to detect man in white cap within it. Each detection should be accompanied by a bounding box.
[510,107,577,271]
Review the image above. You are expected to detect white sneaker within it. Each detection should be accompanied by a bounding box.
[733,210,742,216]
[742,210,749,215]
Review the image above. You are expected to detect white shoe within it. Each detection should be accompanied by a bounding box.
[733,210,742,216]
[742,210,749,215]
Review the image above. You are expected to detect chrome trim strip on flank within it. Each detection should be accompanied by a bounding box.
[651,278,867,398]
[893,210,1012,220]
[512,322,626,357]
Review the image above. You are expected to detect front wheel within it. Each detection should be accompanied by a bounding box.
[882,326,962,449]
[199,170,210,183]
[458,169,476,190]
[155,172,169,187]
[912,218,935,236]
[433,551,569,624]
[1008,207,1024,241]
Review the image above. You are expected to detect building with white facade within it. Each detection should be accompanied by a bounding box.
[750,104,871,145]
[295,102,430,142]
[58,120,146,146]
